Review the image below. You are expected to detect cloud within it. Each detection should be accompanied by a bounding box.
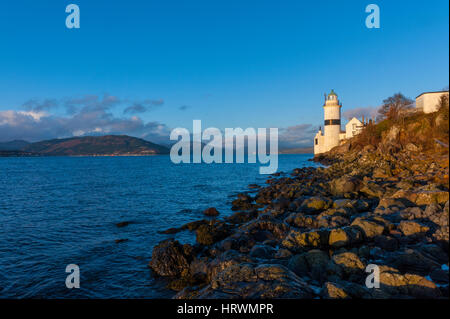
[278,124,317,149]
[22,98,58,111]
[123,99,165,114]
[0,95,171,144]
[342,106,380,121]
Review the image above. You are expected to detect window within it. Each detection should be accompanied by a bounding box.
[315,138,318,145]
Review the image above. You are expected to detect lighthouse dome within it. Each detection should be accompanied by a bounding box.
[328,89,338,99]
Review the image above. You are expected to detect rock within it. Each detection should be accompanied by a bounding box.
[149,239,192,277]
[388,249,440,274]
[226,210,257,224]
[328,228,349,248]
[332,252,365,279]
[115,221,131,228]
[274,249,293,259]
[430,268,449,284]
[378,265,441,298]
[405,143,419,152]
[203,207,220,216]
[158,227,183,234]
[413,190,449,205]
[398,221,429,236]
[351,217,386,239]
[360,181,385,198]
[321,282,350,299]
[328,226,363,248]
[284,213,318,228]
[300,196,332,213]
[373,235,398,251]
[249,244,276,259]
[195,223,230,245]
[115,238,128,243]
[282,229,329,250]
[287,254,309,276]
[207,263,314,298]
[329,176,361,196]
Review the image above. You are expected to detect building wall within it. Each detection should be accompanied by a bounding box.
[416,91,449,114]
[345,117,363,139]
[313,132,324,155]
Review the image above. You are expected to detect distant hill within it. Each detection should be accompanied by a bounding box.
[0,140,30,151]
[278,147,314,154]
[22,135,170,156]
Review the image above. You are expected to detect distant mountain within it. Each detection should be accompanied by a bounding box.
[0,140,30,151]
[22,135,170,156]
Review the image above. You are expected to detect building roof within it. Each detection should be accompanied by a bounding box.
[415,90,449,99]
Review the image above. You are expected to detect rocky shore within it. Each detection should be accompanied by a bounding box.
[149,122,449,299]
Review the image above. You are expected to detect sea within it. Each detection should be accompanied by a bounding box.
[0,154,318,298]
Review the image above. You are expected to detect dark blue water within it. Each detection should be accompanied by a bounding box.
[0,154,317,298]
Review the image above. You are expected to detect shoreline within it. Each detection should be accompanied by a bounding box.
[149,142,449,299]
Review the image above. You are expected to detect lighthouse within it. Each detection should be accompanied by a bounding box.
[323,89,342,152]
[313,90,364,155]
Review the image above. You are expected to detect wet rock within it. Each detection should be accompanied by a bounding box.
[149,239,192,277]
[226,210,258,224]
[207,263,314,298]
[203,207,220,217]
[115,221,131,228]
[196,222,231,245]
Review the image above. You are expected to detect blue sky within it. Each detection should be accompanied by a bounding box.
[0,0,448,146]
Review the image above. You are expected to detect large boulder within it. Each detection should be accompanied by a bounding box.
[398,221,429,236]
[300,196,333,213]
[196,222,231,245]
[321,282,350,299]
[203,207,220,216]
[282,229,330,250]
[149,239,193,277]
[329,176,361,196]
[351,217,386,239]
[206,263,314,298]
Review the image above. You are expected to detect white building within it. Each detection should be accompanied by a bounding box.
[415,91,449,114]
[314,90,364,155]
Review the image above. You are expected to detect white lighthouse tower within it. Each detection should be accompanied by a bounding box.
[323,89,342,152]
[313,90,365,155]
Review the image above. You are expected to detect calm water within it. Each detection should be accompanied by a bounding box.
[0,154,317,298]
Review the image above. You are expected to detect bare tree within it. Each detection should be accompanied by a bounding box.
[377,93,413,122]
